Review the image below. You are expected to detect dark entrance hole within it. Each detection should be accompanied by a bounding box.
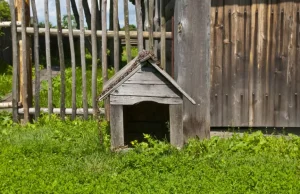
[123,101,170,145]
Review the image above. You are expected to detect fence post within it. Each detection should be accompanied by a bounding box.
[16,0,32,123]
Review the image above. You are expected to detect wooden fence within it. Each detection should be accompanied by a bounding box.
[210,0,300,127]
[9,0,171,122]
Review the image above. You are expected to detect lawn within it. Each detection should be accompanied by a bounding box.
[0,114,300,193]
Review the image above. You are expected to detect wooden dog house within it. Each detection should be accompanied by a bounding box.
[98,52,195,150]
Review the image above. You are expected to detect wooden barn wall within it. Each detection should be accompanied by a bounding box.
[210,0,300,127]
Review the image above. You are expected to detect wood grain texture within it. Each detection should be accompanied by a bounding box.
[113,0,120,72]
[91,0,98,117]
[79,0,88,120]
[55,0,66,120]
[174,1,211,140]
[31,0,40,120]
[110,95,182,105]
[169,104,183,148]
[66,0,77,120]
[10,0,19,122]
[135,0,144,51]
[160,0,166,70]
[111,83,180,98]
[148,0,154,51]
[110,105,124,150]
[44,0,53,115]
[123,0,132,62]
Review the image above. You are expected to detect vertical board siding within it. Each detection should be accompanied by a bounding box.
[211,0,300,127]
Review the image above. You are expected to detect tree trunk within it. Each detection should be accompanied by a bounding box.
[174,1,211,140]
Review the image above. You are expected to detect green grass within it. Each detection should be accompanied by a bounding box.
[0,114,300,193]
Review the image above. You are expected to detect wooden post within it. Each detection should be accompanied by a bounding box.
[160,0,166,70]
[148,0,154,51]
[30,0,40,120]
[67,0,77,120]
[169,104,183,148]
[135,0,144,51]
[10,0,19,122]
[91,0,98,117]
[102,0,109,120]
[113,0,120,72]
[124,0,132,62]
[16,0,32,122]
[56,0,66,120]
[110,105,124,150]
[174,1,211,140]
[79,0,88,120]
[44,0,53,115]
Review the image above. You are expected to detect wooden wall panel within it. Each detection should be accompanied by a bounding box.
[211,0,300,127]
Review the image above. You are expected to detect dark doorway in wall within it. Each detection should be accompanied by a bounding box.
[123,101,170,145]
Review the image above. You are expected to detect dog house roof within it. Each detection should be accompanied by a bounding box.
[97,51,196,105]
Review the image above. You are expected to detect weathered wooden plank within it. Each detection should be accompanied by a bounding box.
[45,0,53,115]
[112,83,181,98]
[9,0,19,122]
[66,0,77,120]
[174,1,211,139]
[110,95,182,105]
[160,0,166,70]
[135,0,144,51]
[242,0,251,127]
[248,1,257,127]
[170,104,183,148]
[254,0,268,127]
[222,2,232,126]
[79,0,88,120]
[91,0,98,117]
[148,0,154,51]
[153,0,159,55]
[113,0,120,72]
[287,1,297,127]
[21,0,29,123]
[55,0,66,120]
[275,2,289,127]
[18,108,105,115]
[31,0,40,120]
[125,67,166,85]
[16,27,173,39]
[110,105,124,150]
[123,0,132,62]
[296,3,300,127]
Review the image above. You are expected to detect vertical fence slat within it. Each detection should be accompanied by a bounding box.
[102,0,109,120]
[153,0,159,55]
[91,0,98,117]
[113,0,120,72]
[144,0,149,49]
[31,0,40,120]
[55,0,66,120]
[148,0,154,51]
[79,0,88,120]
[210,2,216,126]
[160,0,166,70]
[66,0,77,120]
[45,0,53,115]
[135,0,144,51]
[10,0,19,122]
[124,0,132,62]
[21,0,29,123]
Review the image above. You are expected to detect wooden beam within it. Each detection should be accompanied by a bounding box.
[113,0,120,72]
[0,21,22,27]
[174,1,211,140]
[124,0,132,62]
[16,27,173,39]
[135,0,144,51]
[160,0,166,70]
[18,108,105,115]
[110,105,124,150]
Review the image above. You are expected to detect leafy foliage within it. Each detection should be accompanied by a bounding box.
[0,116,300,193]
[0,0,10,22]
[0,59,12,100]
